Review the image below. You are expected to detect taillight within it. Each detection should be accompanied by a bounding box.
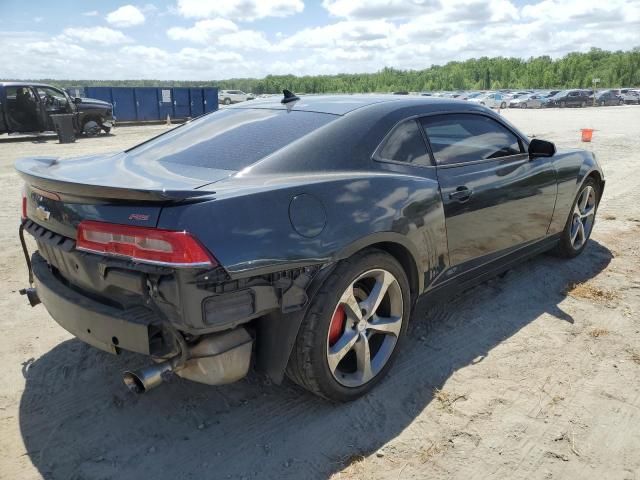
[21,186,27,220]
[76,221,217,267]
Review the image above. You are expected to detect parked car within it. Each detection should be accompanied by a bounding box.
[546,89,591,108]
[218,90,254,105]
[468,92,508,109]
[0,82,114,135]
[508,93,546,109]
[594,90,624,106]
[17,94,604,402]
[612,89,639,105]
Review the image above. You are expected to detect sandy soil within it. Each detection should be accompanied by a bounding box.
[0,106,639,480]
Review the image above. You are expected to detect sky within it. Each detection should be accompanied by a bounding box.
[1,0,638,80]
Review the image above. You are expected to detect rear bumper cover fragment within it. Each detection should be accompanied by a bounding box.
[32,252,154,355]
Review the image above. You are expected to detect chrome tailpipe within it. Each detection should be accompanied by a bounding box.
[122,327,253,394]
[122,359,177,394]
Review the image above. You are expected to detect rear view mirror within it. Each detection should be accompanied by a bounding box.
[529,138,556,158]
[74,97,82,104]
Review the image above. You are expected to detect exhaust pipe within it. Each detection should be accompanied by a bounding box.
[122,328,253,394]
[123,359,176,394]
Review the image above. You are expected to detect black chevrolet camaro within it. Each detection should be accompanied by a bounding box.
[17,93,604,401]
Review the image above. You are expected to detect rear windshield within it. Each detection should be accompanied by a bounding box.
[126,108,335,170]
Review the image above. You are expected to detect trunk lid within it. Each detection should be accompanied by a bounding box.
[17,152,233,239]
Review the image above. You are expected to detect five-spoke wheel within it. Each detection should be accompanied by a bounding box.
[327,269,403,388]
[554,177,600,258]
[287,250,410,402]
[569,185,596,250]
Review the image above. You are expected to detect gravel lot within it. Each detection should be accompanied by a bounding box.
[0,106,639,480]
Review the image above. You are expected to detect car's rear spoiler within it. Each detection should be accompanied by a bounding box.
[15,156,217,202]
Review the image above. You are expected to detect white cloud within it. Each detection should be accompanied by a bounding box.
[175,0,304,21]
[2,0,640,81]
[280,20,397,50]
[82,10,99,17]
[167,18,239,43]
[106,5,146,28]
[322,0,438,19]
[60,27,132,46]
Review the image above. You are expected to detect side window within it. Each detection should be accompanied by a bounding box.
[420,114,523,166]
[375,120,430,166]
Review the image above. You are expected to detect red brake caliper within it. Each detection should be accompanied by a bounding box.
[328,305,346,346]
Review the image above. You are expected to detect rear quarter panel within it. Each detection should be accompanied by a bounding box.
[157,171,448,292]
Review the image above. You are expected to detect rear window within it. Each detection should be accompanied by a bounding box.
[126,108,335,170]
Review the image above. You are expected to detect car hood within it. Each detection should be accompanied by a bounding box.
[78,97,112,108]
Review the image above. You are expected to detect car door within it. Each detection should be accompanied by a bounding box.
[34,85,70,130]
[0,86,8,133]
[421,112,557,272]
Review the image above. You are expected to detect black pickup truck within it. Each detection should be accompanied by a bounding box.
[0,82,115,135]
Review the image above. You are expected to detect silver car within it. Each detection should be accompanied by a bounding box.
[509,93,546,109]
[468,92,508,109]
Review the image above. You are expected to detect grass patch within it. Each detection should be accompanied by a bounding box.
[434,388,467,413]
[564,282,617,303]
[588,328,610,338]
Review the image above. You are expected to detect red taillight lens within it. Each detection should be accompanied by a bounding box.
[76,221,216,267]
[21,187,27,220]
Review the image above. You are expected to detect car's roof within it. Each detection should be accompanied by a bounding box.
[227,94,469,116]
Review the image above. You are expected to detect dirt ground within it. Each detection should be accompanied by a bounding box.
[0,106,639,480]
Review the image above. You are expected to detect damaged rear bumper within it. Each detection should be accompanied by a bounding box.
[31,252,253,388]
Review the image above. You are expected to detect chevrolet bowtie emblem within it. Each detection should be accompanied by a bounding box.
[35,205,51,221]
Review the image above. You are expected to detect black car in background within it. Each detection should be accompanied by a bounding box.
[595,90,624,106]
[0,82,114,136]
[546,89,591,108]
[17,94,604,402]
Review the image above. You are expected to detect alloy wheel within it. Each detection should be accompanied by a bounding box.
[326,269,404,388]
[570,185,596,250]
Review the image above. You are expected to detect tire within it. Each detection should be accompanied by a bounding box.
[599,101,604,107]
[560,101,566,108]
[581,101,586,108]
[553,177,600,259]
[619,99,624,106]
[286,249,411,402]
[223,98,231,105]
[521,103,527,109]
[500,102,506,109]
[82,120,100,136]
[102,126,111,134]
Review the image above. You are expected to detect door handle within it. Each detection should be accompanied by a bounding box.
[449,186,473,203]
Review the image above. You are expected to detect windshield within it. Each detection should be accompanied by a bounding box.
[126,108,336,170]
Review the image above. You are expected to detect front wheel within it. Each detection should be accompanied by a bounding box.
[560,101,566,108]
[553,178,600,258]
[500,102,506,109]
[581,101,587,108]
[521,103,527,109]
[223,98,231,105]
[286,249,410,402]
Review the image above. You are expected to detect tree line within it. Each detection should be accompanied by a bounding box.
[7,47,639,94]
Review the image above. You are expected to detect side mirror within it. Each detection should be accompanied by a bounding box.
[73,97,82,104]
[529,138,556,158]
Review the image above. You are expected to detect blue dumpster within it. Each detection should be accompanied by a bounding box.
[173,88,190,119]
[111,88,137,121]
[135,88,160,121]
[190,88,204,117]
[84,87,113,104]
[203,87,219,113]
